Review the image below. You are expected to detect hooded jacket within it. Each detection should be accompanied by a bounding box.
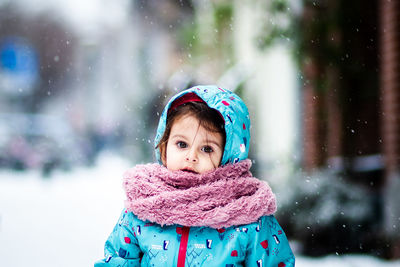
[95,85,295,267]
[95,209,294,267]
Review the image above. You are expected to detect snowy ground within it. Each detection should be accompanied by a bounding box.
[0,153,399,267]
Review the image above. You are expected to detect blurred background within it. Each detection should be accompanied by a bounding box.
[0,0,400,266]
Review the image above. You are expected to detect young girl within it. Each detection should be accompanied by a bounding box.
[95,85,295,267]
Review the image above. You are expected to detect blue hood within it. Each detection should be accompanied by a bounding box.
[154,85,250,165]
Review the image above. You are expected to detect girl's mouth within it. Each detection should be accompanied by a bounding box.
[181,168,198,174]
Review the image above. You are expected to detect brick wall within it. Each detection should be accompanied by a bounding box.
[380,0,400,175]
[302,59,324,170]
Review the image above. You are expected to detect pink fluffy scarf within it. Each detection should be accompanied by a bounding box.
[123,159,276,229]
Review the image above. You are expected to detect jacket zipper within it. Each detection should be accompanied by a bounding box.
[177,226,190,267]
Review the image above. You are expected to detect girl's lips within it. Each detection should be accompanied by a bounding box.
[181,168,198,174]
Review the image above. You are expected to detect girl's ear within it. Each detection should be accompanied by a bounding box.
[160,143,167,165]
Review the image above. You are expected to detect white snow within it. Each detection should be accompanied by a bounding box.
[0,153,399,267]
[296,254,400,267]
[0,153,127,267]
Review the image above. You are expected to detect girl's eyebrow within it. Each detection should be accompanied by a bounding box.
[206,139,222,149]
[170,134,188,140]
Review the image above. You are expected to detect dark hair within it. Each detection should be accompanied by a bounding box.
[156,101,226,164]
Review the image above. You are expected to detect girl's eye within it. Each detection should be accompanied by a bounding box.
[176,141,187,148]
[201,146,214,153]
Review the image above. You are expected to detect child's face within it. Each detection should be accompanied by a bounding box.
[165,114,224,174]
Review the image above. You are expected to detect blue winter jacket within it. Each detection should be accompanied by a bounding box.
[95,209,295,267]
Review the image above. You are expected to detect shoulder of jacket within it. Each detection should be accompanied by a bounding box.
[122,209,149,224]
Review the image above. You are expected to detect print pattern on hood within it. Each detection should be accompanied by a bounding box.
[154,85,251,165]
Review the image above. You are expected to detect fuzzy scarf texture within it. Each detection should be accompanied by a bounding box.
[123,159,276,229]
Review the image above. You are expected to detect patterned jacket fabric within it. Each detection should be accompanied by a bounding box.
[95,209,295,267]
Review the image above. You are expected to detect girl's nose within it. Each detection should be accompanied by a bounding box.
[185,149,198,162]
[185,157,197,162]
